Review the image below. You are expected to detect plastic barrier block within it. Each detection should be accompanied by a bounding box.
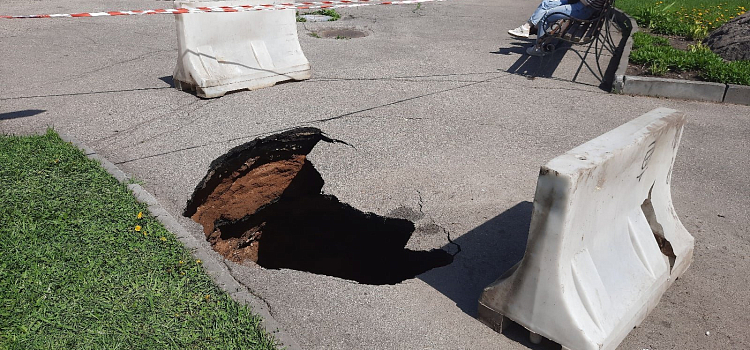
[173,0,311,98]
[479,108,694,350]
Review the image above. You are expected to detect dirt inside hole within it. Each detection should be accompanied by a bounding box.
[184,127,453,285]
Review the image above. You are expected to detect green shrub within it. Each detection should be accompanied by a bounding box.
[701,60,750,85]
[296,8,341,22]
[315,8,342,20]
[632,32,669,49]
[630,32,750,85]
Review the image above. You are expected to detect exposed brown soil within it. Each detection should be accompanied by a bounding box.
[192,155,311,234]
[665,35,698,51]
[626,63,702,81]
[185,127,453,285]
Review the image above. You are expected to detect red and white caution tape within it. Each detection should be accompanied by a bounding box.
[1,0,441,19]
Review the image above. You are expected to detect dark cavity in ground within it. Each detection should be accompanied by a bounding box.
[184,127,452,285]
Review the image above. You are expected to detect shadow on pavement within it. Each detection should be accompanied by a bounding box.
[158,76,175,88]
[419,201,533,317]
[0,109,45,121]
[420,201,565,349]
[495,23,627,91]
[494,41,567,79]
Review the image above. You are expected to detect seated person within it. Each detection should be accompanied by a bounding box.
[508,0,607,56]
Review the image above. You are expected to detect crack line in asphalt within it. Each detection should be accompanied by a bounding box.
[414,189,461,256]
[307,70,507,83]
[117,100,216,148]
[4,49,174,97]
[112,68,603,165]
[305,73,512,124]
[221,259,276,318]
[113,126,300,165]
[0,86,172,101]
[113,74,513,164]
[312,78,494,84]
[89,99,209,145]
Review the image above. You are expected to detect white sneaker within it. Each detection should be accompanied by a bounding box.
[526,45,549,57]
[508,23,531,38]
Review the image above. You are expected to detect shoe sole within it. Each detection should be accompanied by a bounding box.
[508,32,530,39]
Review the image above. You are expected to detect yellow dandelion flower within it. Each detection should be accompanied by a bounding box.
[180,272,185,275]
[179,260,184,264]
[135,225,142,231]
[204,295,211,300]
[143,232,148,237]
[137,212,143,219]
[160,237,167,241]
[196,259,202,264]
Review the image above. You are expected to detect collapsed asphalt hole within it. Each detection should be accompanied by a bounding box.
[184,127,453,285]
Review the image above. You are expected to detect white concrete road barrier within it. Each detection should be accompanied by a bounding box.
[479,108,694,350]
[173,0,311,98]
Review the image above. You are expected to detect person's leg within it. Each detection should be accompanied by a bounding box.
[527,2,596,55]
[536,3,595,43]
[529,0,568,26]
[542,2,595,29]
[509,0,567,38]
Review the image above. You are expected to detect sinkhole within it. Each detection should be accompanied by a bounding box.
[184,127,453,285]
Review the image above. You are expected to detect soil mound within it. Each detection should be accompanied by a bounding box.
[703,12,750,61]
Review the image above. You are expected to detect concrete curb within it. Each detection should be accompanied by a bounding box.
[621,76,727,102]
[611,8,637,94]
[58,132,303,350]
[610,9,750,106]
[724,84,750,105]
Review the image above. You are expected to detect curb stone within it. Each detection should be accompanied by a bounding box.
[611,8,637,94]
[724,84,750,106]
[58,132,303,350]
[621,76,726,102]
[611,8,749,106]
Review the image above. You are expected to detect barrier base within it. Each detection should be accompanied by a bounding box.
[173,67,311,98]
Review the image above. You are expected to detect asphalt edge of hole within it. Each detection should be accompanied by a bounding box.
[57,131,303,350]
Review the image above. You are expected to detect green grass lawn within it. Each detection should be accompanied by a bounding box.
[0,130,278,350]
[617,0,748,39]
[615,0,749,85]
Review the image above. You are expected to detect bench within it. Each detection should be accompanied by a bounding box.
[536,0,616,53]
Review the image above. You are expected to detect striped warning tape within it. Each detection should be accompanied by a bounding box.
[0,0,441,19]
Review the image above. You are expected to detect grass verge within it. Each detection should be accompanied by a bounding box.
[0,130,279,350]
[617,0,747,39]
[630,32,750,85]
[617,0,749,85]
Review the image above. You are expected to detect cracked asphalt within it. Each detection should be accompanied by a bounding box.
[2,0,749,349]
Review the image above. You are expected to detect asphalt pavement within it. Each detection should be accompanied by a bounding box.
[1,0,749,349]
